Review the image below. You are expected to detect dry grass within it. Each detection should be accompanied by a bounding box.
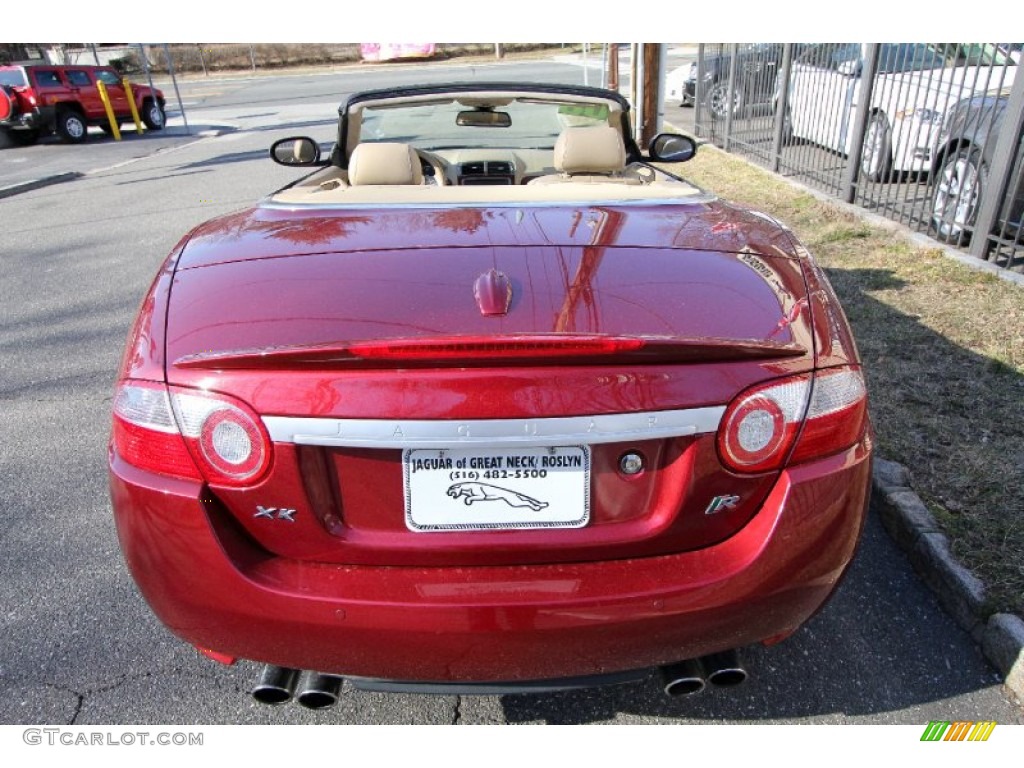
[675,146,1024,618]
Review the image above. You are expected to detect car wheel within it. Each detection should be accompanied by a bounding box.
[142,100,165,130]
[860,113,892,182]
[706,82,744,119]
[56,108,88,144]
[930,147,986,245]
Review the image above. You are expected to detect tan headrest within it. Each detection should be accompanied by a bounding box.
[555,126,626,174]
[347,142,424,186]
[293,139,317,163]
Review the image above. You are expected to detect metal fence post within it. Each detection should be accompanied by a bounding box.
[723,44,738,152]
[694,44,705,136]
[634,44,645,143]
[161,44,190,136]
[196,44,208,77]
[841,44,880,204]
[771,44,794,173]
[969,73,1024,262]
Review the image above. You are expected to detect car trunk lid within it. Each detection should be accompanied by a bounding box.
[164,203,815,566]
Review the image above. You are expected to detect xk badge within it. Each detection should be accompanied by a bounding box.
[254,506,297,522]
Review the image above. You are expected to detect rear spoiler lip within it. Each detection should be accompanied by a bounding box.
[173,334,808,371]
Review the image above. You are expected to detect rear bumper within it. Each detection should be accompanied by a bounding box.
[1,106,46,131]
[683,81,697,105]
[110,439,871,683]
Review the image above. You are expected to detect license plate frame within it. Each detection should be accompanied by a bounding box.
[403,445,590,532]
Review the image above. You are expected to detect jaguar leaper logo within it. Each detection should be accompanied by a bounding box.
[447,482,549,512]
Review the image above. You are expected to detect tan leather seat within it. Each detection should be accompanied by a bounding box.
[347,142,424,186]
[529,126,641,185]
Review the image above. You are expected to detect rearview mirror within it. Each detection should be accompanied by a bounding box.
[648,133,698,163]
[456,110,512,128]
[270,136,323,166]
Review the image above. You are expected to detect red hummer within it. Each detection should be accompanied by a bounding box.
[0,64,165,145]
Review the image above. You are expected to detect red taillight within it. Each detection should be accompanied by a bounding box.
[112,381,201,480]
[718,374,810,473]
[718,366,867,474]
[788,368,869,465]
[178,392,270,484]
[112,380,271,486]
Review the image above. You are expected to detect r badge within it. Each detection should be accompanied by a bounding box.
[705,495,740,515]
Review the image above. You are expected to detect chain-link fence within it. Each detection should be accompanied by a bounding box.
[691,43,1024,273]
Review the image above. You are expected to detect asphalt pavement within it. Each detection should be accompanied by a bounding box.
[0,54,1020,728]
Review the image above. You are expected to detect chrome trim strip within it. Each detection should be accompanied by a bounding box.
[258,195,717,213]
[263,407,726,449]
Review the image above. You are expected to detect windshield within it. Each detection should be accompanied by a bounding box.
[358,99,614,152]
[0,69,28,87]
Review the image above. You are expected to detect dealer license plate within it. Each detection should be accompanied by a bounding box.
[403,446,590,532]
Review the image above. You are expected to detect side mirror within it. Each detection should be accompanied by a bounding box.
[648,133,698,163]
[270,137,323,166]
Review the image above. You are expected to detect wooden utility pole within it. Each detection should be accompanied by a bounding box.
[608,43,619,90]
[640,43,662,149]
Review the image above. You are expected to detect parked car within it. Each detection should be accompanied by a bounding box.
[0,64,165,145]
[785,43,1016,181]
[109,82,872,706]
[1001,43,1023,64]
[667,44,800,118]
[930,88,1024,245]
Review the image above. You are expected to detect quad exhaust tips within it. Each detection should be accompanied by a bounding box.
[701,649,748,688]
[252,652,746,704]
[296,672,344,710]
[251,665,345,709]
[251,665,301,705]
[659,649,747,696]
[659,658,707,696]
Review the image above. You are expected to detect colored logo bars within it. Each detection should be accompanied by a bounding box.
[920,721,997,741]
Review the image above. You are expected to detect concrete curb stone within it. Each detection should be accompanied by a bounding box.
[983,615,1024,696]
[873,459,1023,702]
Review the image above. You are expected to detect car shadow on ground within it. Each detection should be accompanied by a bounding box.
[499,267,1022,724]
[183,141,335,171]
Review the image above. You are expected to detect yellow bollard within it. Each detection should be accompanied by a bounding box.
[96,80,122,141]
[123,79,144,134]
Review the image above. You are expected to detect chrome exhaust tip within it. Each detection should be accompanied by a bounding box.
[296,672,344,710]
[659,658,706,696]
[251,665,301,705]
[702,650,747,688]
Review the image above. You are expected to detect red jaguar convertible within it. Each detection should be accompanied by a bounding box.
[109,82,872,707]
